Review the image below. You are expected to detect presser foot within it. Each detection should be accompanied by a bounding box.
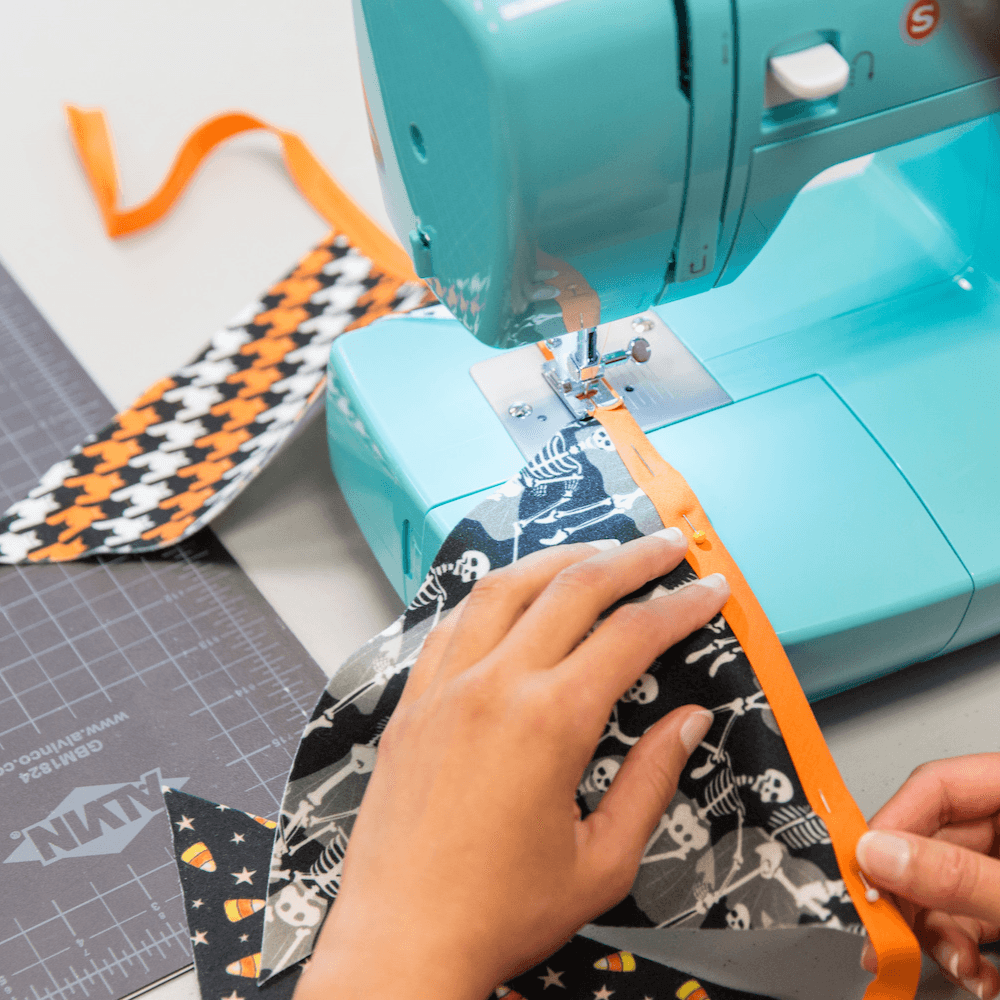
[470,311,732,459]
[540,321,653,421]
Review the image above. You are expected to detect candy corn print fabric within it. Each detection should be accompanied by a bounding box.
[503,936,775,1000]
[165,786,778,1000]
[164,787,303,1000]
[261,421,862,981]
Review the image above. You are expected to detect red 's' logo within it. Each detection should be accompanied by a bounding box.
[901,0,941,44]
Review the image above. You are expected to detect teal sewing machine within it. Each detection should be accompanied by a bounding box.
[328,0,1000,699]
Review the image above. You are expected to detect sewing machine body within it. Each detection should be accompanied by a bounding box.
[329,0,1000,698]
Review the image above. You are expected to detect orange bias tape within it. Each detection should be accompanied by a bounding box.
[592,400,922,1000]
[64,105,418,284]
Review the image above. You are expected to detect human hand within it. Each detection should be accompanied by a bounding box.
[294,529,728,1000]
[856,754,1000,999]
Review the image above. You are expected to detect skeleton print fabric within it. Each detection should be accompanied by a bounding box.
[261,422,862,981]
[0,233,428,564]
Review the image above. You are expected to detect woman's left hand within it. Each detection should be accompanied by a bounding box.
[858,754,1000,999]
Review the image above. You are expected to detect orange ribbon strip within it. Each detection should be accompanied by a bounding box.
[64,105,417,284]
[592,400,922,1000]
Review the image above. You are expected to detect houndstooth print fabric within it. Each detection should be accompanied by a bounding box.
[0,233,429,563]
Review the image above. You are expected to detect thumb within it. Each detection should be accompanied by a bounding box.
[583,706,713,869]
[857,829,1000,926]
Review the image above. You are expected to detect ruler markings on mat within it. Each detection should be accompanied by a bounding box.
[0,261,326,1000]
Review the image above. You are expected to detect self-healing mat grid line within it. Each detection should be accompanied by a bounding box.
[0,543,313,804]
[0,268,114,510]
[0,258,328,1000]
[2,856,190,1000]
[1,561,217,734]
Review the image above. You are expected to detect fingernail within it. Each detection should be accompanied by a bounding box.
[651,526,685,545]
[680,710,714,754]
[961,977,986,999]
[587,539,621,551]
[859,939,876,973]
[856,830,910,882]
[932,941,960,979]
[694,572,729,597]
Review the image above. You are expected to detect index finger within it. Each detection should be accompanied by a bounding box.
[871,754,1000,837]
[857,829,1000,928]
[483,527,691,673]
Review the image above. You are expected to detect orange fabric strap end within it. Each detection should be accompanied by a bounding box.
[64,105,418,284]
[593,400,922,1000]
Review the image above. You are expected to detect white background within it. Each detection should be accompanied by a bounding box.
[0,3,996,998]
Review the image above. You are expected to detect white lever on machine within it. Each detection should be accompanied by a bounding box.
[769,43,850,101]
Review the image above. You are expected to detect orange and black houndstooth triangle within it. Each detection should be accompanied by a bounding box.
[0,108,431,564]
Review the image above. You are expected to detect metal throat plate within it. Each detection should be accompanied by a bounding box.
[470,312,732,459]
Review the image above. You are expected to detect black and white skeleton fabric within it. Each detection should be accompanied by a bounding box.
[260,421,862,981]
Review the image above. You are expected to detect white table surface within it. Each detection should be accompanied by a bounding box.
[0,4,996,998]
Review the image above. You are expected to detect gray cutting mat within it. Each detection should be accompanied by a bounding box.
[0,261,327,1000]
